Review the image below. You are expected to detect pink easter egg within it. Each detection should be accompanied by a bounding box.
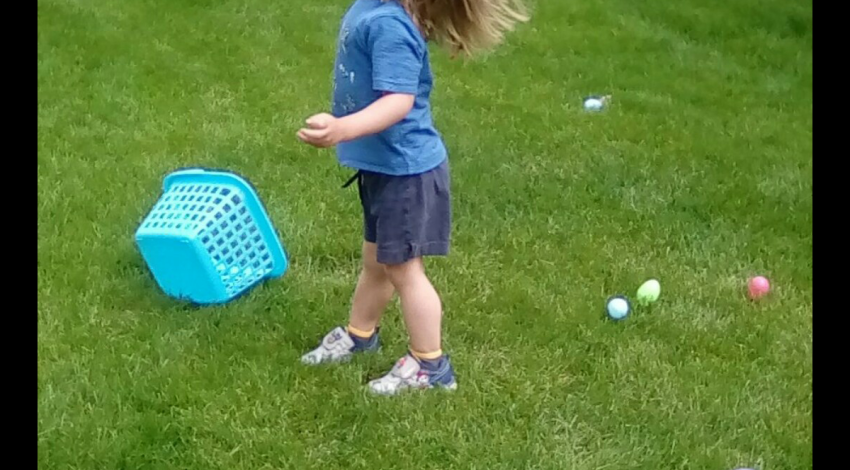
[748,276,770,299]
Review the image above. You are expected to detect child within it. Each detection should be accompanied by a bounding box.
[297,0,527,395]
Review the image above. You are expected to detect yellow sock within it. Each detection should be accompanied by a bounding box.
[346,324,375,339]
[411,348,443,361]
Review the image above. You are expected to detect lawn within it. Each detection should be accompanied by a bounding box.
[37,0,812,468]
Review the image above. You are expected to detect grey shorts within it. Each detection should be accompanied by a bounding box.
[353,159,451,265]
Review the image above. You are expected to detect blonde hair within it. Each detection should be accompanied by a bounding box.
[398,0,529,56]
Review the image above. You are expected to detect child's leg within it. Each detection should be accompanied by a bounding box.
[383,257,442,356]
[348,241,395,335]
[300,242,390,365]
[368,256,456,395]
[361,160,456,394]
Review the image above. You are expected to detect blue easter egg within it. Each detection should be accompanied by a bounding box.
[606,296,631,320]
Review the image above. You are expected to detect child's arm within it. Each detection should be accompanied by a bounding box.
[297,93,415,148]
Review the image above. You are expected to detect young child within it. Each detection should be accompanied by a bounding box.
[296,0,527,395]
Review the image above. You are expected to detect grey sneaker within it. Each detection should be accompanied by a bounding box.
[368,353,458,395]
[300,326,379,365]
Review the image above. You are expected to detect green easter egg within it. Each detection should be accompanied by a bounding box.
[636,279,661,305]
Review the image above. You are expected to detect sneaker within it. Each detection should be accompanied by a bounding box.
[300,326,379,365]
[368,353,458,395]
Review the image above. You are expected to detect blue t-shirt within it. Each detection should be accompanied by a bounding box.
[332,0,447,176]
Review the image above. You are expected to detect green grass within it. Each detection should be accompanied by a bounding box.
[38,0,812,468]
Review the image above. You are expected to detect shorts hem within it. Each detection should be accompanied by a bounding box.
[376,241,450,265]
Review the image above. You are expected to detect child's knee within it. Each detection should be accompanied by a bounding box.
[361,242,386,278]
[363,256,385,278]
[383,258,424,288]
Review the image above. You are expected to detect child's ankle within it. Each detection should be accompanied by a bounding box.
[347,324,376,338]
[411,348,444,369]
[347,324,378,350]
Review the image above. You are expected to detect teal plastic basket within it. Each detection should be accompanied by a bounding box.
[135,169,287,304]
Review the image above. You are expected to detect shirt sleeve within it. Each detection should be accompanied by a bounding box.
[364,15,424,94]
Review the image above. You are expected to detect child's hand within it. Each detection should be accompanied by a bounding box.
[297,113,349,148]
